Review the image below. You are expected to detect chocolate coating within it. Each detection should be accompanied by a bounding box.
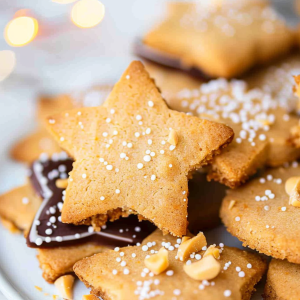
[133,39,211,80]
[26,153,156,249]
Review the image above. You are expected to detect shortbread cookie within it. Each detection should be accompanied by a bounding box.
[74,229,267,300]
[37,244,107,283]
[25,153,155,282]
[10,129,62,163]
[221,162,300,263]
[26,153,155,248]
[168,78,300,188]
[0,184,41,231]
[263,259,300,300]
[142,1,295,78]
[290,75,300,147]
[46,61,234,237]
[145,62,203,101]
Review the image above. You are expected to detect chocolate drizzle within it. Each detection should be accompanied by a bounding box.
[133,39,211,80]
[26,153,156,249]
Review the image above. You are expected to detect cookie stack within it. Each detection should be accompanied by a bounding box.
[1,1,300,299]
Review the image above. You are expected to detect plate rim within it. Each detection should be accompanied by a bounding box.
[0,265,29,300]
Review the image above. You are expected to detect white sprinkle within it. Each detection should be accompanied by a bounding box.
[166,270,174,276]
[169,145,176,151]
[132,253,136,258]
[236,267,241,272]
[121,261,126,267]
[60,137,65,142]
[88,226,94,233]
[50,216,56,223]
[146,128,151,135]
[106,165,113,171]
[135,132,140,138]
[56,236,63,242]
[113,130,118,135]
[259,134,266,141]
[112,269,118,275]
[142,245,148,251]
[116,189,120,194]
[151,175,156,181]
[148,139,152,145]
[160,150,165,154]
[247,264,252,269]
[195,254,201,260]
[22,197,29,204]
[136,115,142,121]
[135,227,141,232]
[103,132,108,137]
[173,289,181,296]
[45,229,52,235]
[148,101,154,107]
[264,206,270,211]
[281,207,287,212]
[169,164,173,168]
[35,238,43,246]
[143,155,151,162]
[127,143,133,148]
[123,268,130,275]
[82,174,87,179]
[235,216,240,222]
[239,271,245,278]
[137,163,144,169]
[224,290,231,297]
[106,118,111,123]
[110,109,115,114]
[100,196,105,201]
[114,247,120,252]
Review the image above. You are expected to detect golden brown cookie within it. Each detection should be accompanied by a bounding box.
[221,162,300,264]
[37,244,107,283]
[10,129,62,163]
[167,78,300,188]
[46,61,234,237]
[0,184,41,231]
[143,1,295,78]
[74,229,267,300]
[263,259,300,300]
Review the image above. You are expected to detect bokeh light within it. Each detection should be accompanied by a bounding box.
[71,0,105,28]
[52,0,78,4]
[0,50,16,82]
[4,16,39,47]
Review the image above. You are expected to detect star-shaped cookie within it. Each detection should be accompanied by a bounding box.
[167,78,300,188]
[74,229,267,300]
[46,61,233,237]
[142,1,295,78]
[221,162,300,263]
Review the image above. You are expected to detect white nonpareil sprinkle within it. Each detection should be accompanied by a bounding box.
[137,163,144,169]
[166,270,174,276]
[247,263,252,269]
[143,155,151,162]
[35,238,43,246]
[173,289,181,296]
[224,290,232,297]
[45,229,52,235]
[100,196,105,201]
[106,165,113,171]
[148,101,154,107]
[142,245,148,251]
[136,115,142,121]
[281,207,287,211]
[239,271,245,278]
[22,197,29,204]
[151,175,156,181]
[82,174,87,179]
[235,216,240,221]
[123,268,130,275]
[146,128,151,134]
[115,189,120,194]
[112,269,118,275]
[236,267,241,272]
